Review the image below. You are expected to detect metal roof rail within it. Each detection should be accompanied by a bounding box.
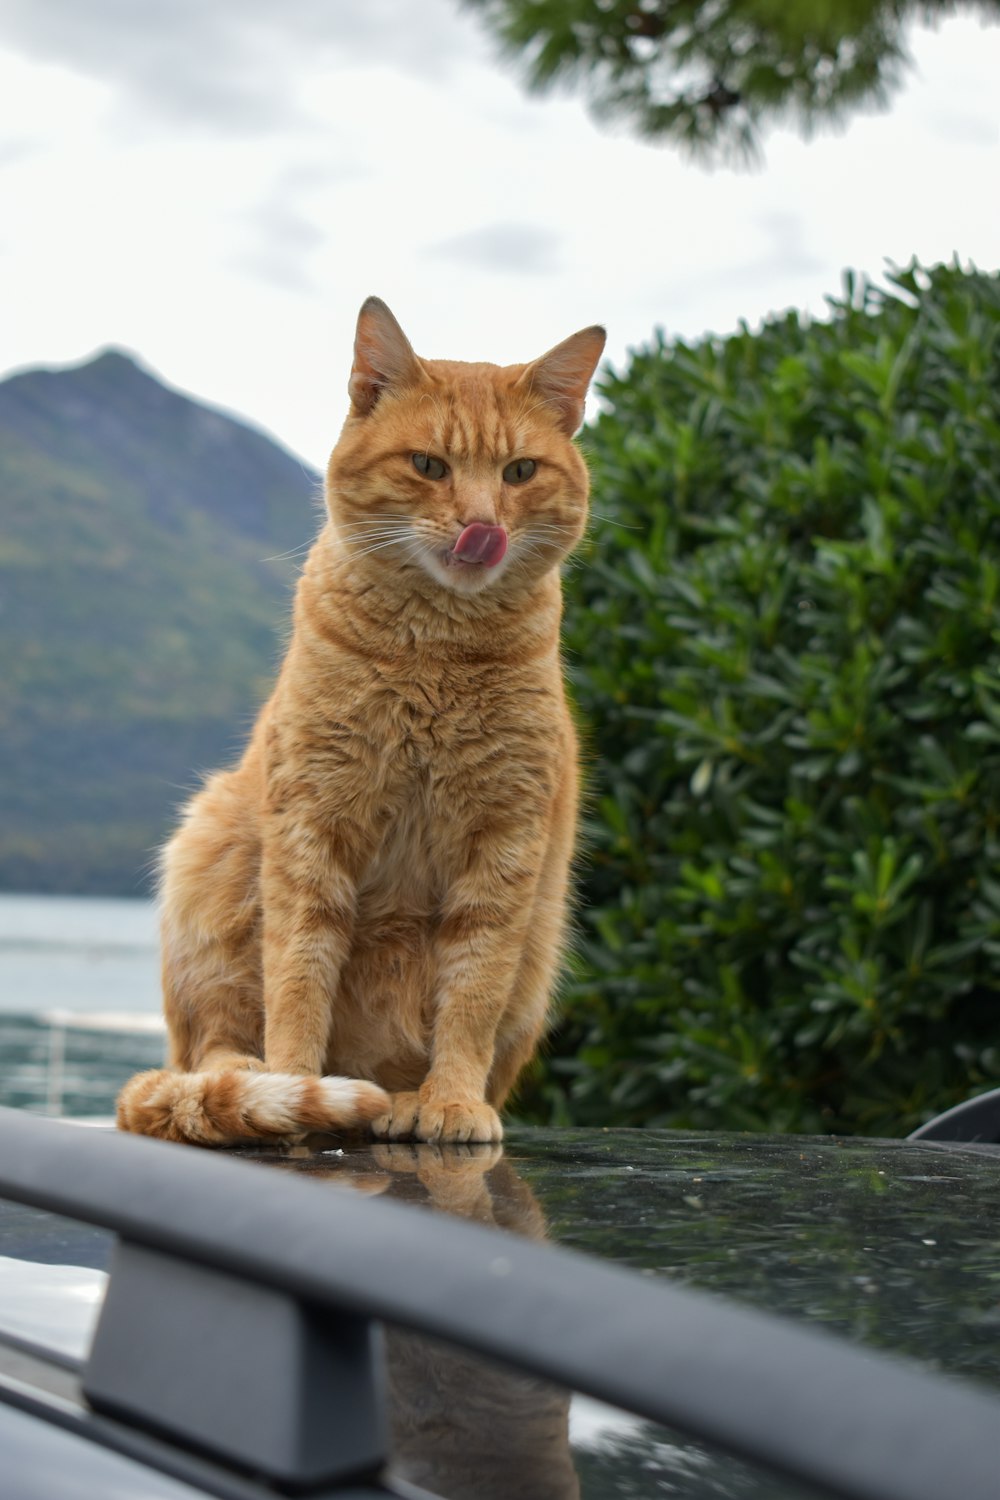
[908,1084,1000,1143]
[1,1105,999,1500]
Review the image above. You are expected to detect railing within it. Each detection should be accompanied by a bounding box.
[1,1105,999,1500]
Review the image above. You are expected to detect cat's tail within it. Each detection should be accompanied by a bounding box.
[116,1068,389,1146]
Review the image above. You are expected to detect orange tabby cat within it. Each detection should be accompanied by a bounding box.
[117,298,605,1146]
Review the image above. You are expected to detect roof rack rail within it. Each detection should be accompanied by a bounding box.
[908,1084,1000,1143]
[1,1106,999,1500]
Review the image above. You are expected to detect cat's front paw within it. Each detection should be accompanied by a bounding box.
[371,1091,503,1144]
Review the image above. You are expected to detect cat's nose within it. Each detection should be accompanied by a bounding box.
[460,504,500,528]
[458,483,500,529]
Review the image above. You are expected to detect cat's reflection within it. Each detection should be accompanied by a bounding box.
[251,1139,580,1500]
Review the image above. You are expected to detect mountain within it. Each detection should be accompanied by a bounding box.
[0,349,322,894]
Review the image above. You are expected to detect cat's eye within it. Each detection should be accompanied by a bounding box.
[412,452,448,480]
[503,458,537,484]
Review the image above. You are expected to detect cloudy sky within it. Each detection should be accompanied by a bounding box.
[1,0,998,468]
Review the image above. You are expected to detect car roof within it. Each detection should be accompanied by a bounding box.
[2,1115,1000,1500]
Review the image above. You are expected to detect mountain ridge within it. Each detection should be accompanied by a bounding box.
[0,348,322,894]
[0,345,310,467]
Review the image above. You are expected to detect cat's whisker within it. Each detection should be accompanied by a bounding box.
[519,530,571,549]
[337,521,414,533]
[347,547,411,558]
[590,512,641,530]
[342,528,415,540]
[341,526,413,537]
[350,536,418,560]
[337,529,415,544]
[259,540,317,563]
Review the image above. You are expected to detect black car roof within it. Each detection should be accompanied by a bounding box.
[2,1110,1000,1500]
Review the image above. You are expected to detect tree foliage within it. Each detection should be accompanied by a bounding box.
[463,0,1000,162]
[521,261,1000,1136]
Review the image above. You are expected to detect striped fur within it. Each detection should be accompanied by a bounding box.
[117,299,605,1147]
[117,1069,389,1145]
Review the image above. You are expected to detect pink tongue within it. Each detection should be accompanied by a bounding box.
[453,523,508,567]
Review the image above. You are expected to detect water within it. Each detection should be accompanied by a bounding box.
[0,893,161,1015]
[0,893,166,1116]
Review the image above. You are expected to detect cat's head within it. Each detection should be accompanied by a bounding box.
[326,298,605,596]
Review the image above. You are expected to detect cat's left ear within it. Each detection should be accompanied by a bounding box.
[521,325,606,435]
[349,297,422,416]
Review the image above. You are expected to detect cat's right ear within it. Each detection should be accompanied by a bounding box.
[349,297,421,416]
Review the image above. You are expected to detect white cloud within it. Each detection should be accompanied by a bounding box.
[0,0,481,133]
[0,3,998,467]
[425,223,563,274]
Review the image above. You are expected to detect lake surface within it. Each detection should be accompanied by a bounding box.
[0,893,166,1116]
[0,892,161,1015]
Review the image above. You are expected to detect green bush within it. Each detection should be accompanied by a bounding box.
[538,261,1000,1136]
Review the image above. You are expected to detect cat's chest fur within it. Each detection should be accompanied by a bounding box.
[267,629,562,899]
[338,656,561,839]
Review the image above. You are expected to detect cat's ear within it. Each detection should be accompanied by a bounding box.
[349,297,422,416]
[522,325,606,435]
